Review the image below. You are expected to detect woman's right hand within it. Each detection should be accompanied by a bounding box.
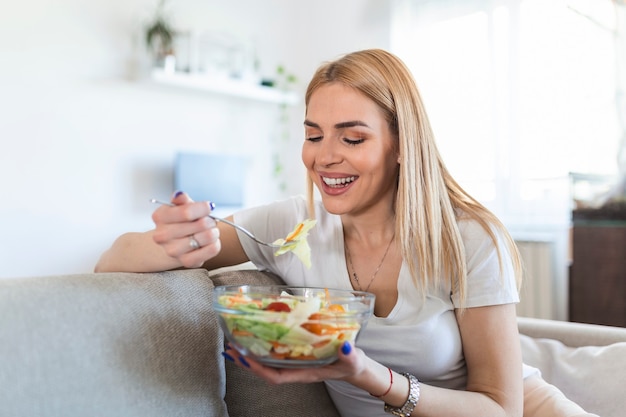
[151,191,222,269]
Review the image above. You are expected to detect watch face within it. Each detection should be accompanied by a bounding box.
[383,405,404,416]
[384,404,408,416]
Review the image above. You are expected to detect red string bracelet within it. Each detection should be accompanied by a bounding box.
[369,367,393,398]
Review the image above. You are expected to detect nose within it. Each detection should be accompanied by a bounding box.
[315,137,342,167]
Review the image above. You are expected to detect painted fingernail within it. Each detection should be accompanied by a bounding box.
[341,341,352,355]
[173,190,184,198]
[238,356,251,368]
[221,352,235,362]
[209,201,216,211]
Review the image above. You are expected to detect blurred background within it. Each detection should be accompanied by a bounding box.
[1,0,624,323]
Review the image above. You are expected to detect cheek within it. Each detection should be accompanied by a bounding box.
[301,143,315,170]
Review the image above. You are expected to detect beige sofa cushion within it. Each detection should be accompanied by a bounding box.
[520,334,626,417]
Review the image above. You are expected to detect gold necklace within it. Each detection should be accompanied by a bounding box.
[345,233,395,292]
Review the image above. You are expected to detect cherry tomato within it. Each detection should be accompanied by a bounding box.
[265,302,291,312]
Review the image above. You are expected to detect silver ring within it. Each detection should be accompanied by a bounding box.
[189,235,200,250]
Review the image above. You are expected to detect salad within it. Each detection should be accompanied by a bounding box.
[273,219,317,268]
[217,288,363,363]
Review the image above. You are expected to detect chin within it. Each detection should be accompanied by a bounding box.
[319,196,351,216]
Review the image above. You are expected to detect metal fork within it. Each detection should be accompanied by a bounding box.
[150,199,283,248]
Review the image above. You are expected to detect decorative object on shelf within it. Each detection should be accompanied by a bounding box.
[145,0,177,71]
[570,173,626,222]
[193,31,259,83]
[146,27,301,107]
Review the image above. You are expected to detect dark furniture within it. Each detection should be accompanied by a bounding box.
[569,221,626,327]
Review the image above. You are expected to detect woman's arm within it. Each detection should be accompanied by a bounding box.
[403,303,523,416]
[94,230,181,272]
[225,303,523,417]
[95,192,249,273]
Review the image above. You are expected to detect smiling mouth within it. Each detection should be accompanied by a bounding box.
[322,176,356,188]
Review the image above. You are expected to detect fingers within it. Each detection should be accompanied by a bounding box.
[171,190,193,205]
[177,225,222,268]
[153,191,214,224]
[151,191,220,268]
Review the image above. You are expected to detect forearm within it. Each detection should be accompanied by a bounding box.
[94,231,181,273]
[352,358,519,417]
[406,383,518,417]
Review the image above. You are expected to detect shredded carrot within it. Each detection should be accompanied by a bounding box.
[232,330,255,337]
[312,339,332,348]
[285,222,304,242]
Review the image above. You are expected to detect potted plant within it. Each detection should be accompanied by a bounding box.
[145,0,176,67]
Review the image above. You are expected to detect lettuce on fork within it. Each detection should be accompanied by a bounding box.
[273,219,317,268]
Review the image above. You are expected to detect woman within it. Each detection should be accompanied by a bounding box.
[96,49,595,417]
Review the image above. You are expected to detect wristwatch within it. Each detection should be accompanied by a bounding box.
[384,373,420,416]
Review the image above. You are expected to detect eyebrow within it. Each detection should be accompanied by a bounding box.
[304,120,371,129]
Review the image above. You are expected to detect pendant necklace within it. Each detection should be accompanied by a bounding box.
[345,232,395,292]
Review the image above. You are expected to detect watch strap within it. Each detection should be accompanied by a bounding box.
[383,372,420,416]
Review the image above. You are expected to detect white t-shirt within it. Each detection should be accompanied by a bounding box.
[234,196,535,417]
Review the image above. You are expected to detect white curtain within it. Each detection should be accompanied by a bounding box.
[391,0,620,227]
[390,0,622,320]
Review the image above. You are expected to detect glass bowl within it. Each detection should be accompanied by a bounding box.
[213,285,375,368]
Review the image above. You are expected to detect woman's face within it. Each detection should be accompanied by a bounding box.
[302,83,399,216]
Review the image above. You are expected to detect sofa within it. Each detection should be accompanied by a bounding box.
[1,268,625,417]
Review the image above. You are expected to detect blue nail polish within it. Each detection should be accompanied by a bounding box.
[341,341,352,355]
[238,356,251,368]
[221,352,235,362]
[173,190,184,198]
[209,201,216,211]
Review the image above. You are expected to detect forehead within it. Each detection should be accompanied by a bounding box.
[306,83,385,127]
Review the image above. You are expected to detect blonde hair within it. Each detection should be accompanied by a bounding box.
[304,49,522,305]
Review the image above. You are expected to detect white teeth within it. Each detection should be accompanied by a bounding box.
[322,176,356,186]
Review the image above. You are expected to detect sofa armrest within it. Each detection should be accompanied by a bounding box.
[0,269,229,417]
[518,316,626,347]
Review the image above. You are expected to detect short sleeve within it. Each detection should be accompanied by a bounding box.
[451,219,520,308]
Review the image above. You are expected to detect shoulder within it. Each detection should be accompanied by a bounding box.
[456,214,509,256]
[457,217,494,252]
[452,215,519,307]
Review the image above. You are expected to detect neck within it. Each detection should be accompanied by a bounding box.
[344,229,397,293]
[342,215,395,247]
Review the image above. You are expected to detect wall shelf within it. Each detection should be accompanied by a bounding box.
[150,69,299,105]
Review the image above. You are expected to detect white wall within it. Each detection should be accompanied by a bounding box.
[0,0,391,278]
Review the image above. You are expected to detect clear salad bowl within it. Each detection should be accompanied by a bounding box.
[213,285,376,368]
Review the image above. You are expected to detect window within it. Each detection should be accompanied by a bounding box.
[391,0,621,227]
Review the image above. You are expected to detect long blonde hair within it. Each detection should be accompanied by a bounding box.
[304,49,522,305]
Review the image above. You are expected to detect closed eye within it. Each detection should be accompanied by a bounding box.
[344,137,364,146]
[306,136,323,143]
